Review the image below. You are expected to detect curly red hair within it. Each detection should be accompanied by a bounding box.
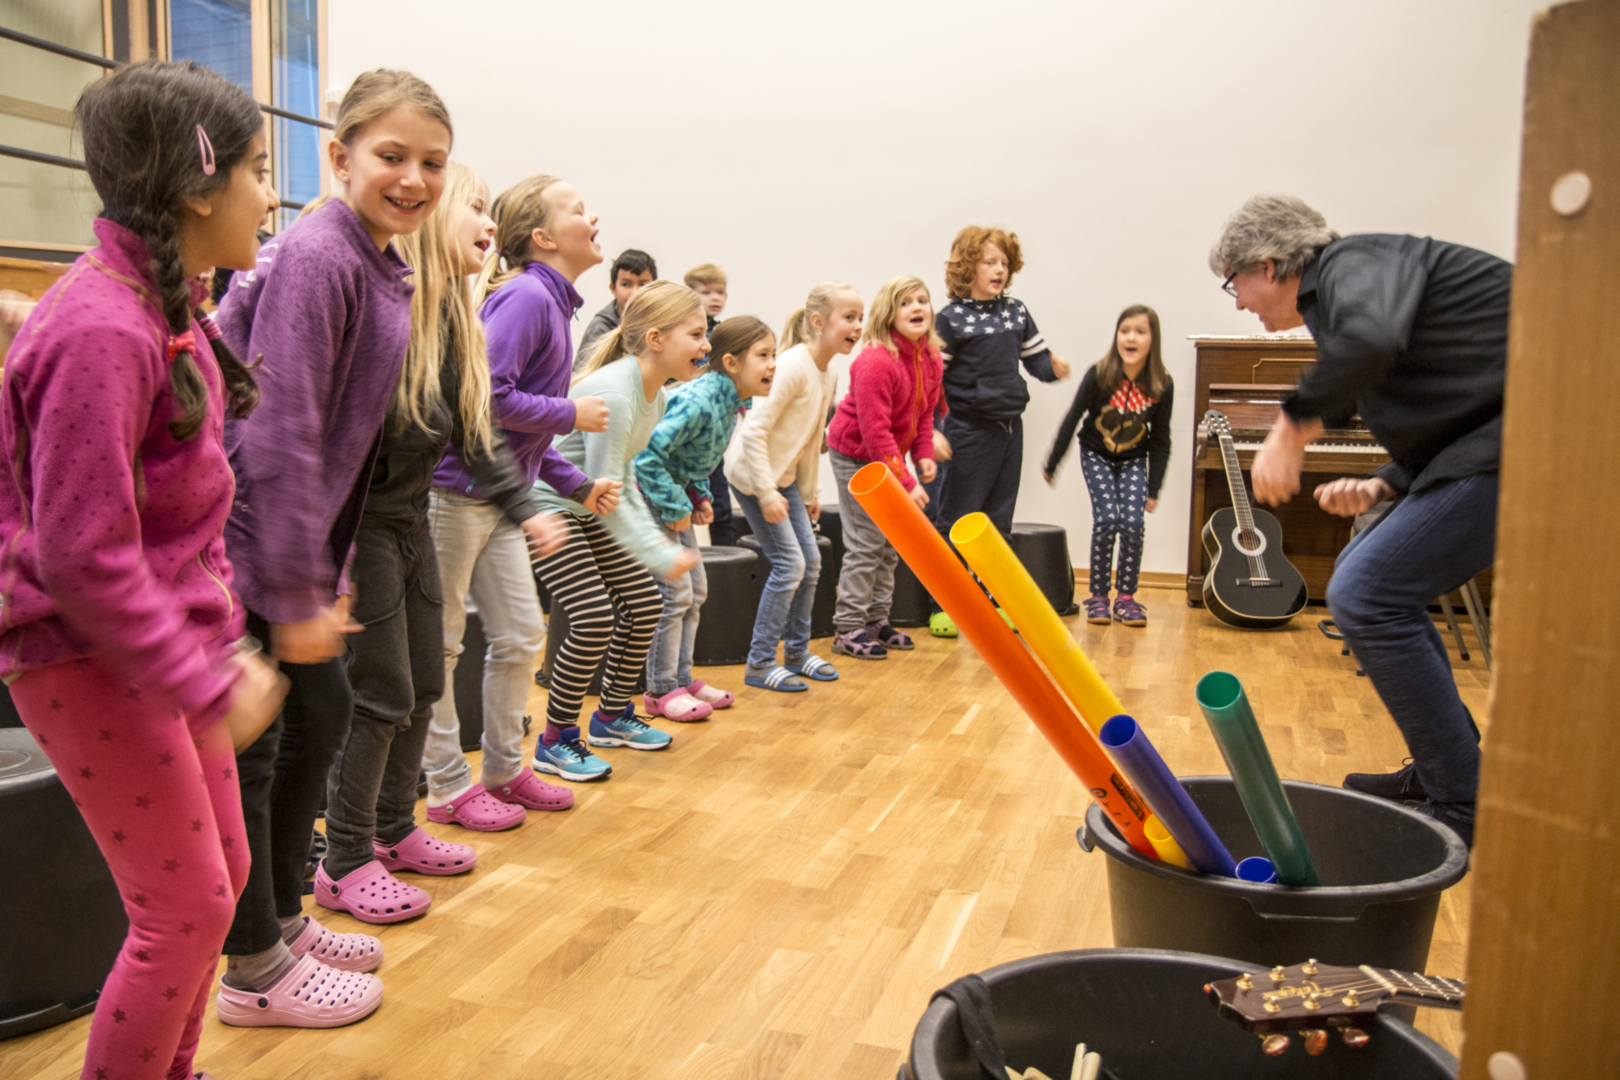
[944,225,1024,299]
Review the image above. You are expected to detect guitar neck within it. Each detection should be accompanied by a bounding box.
[1216,434,1257,525]
[1361,966,1467,1012]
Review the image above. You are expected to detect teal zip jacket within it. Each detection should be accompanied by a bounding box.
[634,371,744,524]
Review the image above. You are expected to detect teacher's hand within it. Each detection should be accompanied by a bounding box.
[1314,477,1393,518]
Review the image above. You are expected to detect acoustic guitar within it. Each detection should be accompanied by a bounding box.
[1199,410,1309,629]
[1205,959,1465,1058]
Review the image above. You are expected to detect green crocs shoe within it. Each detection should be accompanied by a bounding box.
[929,612,959,638]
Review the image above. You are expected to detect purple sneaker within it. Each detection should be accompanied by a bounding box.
[1085,596,1112,625]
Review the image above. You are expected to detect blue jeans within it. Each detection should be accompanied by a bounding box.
[1328,474,1498,808]
[645,522,708,694]
[732,484,821,668]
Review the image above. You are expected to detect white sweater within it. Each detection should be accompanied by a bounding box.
[723,343,837,511]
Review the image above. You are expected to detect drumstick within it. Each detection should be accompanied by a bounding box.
[1069,1043,1087,1080]
[1079,1051,1102,1080]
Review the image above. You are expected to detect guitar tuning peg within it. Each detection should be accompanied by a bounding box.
[1261,1034,1291,1057]
[1342,1028,1370,1048]
[1303,1029,1329,1056]
[1269,966,1286,983]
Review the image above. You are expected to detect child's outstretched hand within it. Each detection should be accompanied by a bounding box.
[932,430,952,462]
[573,395,610,432]
[1050,354,1071,379]
[917,458,937,484]
[909,485,929,511]
[585,478,622,514]
[522,511,566,558]
[762,493,789,524]
[1145,498,1159,513]
[665,546,701,580]
[691,499,714,526]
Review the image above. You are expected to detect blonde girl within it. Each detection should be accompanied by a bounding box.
[528,280,707,781]
[724,282,864,692]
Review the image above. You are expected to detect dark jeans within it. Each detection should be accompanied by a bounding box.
[928,413,1023,611]
[1328,473,1498,809]
[707,459,737,546]
[324,523,444,880]
[225,609,353,955]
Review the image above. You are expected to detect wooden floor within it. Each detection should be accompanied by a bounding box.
[1,586,1488,1079]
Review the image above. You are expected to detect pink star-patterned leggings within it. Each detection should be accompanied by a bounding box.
[11,657,249,1080]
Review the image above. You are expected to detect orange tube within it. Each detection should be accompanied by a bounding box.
[848,462,1154,856]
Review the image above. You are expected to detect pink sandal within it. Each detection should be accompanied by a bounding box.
[314,860,432,925]
[686,679,734,709]
[642,687,713,723]
[425,783,525,832]
[215,953,383,1028]
[373,825,477,876]
[285,914,382,973]
[487,770,574,811]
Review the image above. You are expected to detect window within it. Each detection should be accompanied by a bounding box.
[271,0,321,230]
[168,0,253,95]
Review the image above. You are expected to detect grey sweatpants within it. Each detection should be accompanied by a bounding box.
[831,449,900,632]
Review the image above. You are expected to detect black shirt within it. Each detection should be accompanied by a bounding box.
[935,295,1057,423]
[1284,234,1512,494]
[1045,365,1175,498]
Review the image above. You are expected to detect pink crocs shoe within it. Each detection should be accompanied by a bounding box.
[486,770,574,811]
[686,679,734,709]
[374,825,477,876]
[314,860,431,925]
[215,953,384,1028]
[642,687,713,723]
[285,914,382,973]
[425,783,526,832]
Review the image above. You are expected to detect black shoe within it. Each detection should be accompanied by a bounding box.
[1404,799,1475,849]
[1343,760,1427,802]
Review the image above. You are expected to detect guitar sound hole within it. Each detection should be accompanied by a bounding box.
[1231,526,1268,558]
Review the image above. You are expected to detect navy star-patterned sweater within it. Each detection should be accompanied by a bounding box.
[934,295,1057,423]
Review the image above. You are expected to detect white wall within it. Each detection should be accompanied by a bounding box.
[332,0,1542,577]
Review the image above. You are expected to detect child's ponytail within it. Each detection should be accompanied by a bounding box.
[708,316,773,384]
[779,281,854,350]
[75,60,264,438]
[475,173,565,308]
[574,280,702,383]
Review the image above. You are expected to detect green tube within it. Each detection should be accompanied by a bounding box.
[1195,671,1322,887]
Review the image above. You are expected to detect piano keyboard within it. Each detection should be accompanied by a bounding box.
[1227,441,1386,454]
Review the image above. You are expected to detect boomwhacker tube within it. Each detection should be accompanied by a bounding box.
[847,462,1156,856]
[1098,714,1239,877]
[1195,671,1322,886]
[951,512,1189,866]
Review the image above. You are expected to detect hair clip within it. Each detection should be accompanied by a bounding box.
[195,124,216,176]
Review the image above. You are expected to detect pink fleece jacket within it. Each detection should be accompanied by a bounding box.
[827,331,945,491]
[0,218,243,725]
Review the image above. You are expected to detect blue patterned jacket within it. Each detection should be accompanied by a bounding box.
[634,371,745,524]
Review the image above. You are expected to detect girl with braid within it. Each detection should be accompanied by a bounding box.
[0,60,284,1080]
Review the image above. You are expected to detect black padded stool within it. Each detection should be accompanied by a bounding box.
[692,545,763,665]
[0,682,22,729]
[889,559,932,627]
[0,728,127,1038]
[538,600,650,699]
[739,534,835,639]
[452,609,488,752]
[1008,522,1079,616]
[815,505,846,570]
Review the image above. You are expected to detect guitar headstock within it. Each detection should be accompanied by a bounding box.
[1205,960,1384,1057]
[1203,409,1232,439]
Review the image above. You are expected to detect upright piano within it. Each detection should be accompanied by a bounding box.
[1185,336,1390,606]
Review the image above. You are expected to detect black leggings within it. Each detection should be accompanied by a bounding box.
[532,514,663,726]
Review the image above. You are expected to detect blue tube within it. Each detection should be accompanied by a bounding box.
[1098,714,1239,877]
[1236,857,1278,883]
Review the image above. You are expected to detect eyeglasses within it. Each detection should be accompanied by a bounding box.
[1221,273,1238,298]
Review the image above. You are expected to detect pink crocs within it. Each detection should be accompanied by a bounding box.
[687,679,734,709]
[285,914,382,973]
[314,860,432,925]
[425,782,526,832]
[374,825,477,876]
[642,687,713,723]
[486,770,574,811]
[215,953,383,1028]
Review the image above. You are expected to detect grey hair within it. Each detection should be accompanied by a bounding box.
[1208,194,1340,280]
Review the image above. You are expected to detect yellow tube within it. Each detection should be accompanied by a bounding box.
[1145,816,1193,869]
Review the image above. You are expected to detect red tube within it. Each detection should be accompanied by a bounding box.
[848,462,1154,856]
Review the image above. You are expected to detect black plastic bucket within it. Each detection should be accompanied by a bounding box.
[1079,777,1469,972]
[904,948,1456,1079]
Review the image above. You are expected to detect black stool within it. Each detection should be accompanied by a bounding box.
[739,534,835,639]
[0,729,127,1038]
[1008,522,1079,616]
[890,558,932,627]
[0,683,22,729]
[815,505,846,570]
[539,602,650,699]
[692,545,762,666]
[452,609,488,752]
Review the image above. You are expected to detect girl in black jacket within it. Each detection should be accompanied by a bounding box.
[1044,304,1173,627]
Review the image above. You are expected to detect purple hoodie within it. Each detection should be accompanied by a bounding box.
[433,261,588,498]
[0,219,243,724]
[217,199,414,626]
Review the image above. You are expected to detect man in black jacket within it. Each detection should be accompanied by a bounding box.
[1209,194,1511,847]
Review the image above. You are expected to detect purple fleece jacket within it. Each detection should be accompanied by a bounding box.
[433,261,587,498]
[217,200,414,626]
[0,219,243,724]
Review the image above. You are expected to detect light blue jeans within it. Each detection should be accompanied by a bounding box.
[732,484,820,669]
[644,522,708,694]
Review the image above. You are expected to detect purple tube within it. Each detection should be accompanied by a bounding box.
[1098,714,1238,877]
[1236,857,1278,884]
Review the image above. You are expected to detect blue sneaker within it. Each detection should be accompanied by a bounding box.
[587,705,672,752]
[533,725,612,782]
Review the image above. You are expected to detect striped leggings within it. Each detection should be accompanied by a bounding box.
[533,513,664,726]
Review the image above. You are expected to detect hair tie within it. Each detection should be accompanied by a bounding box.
[195,124,216,176]
[168,329,197,359]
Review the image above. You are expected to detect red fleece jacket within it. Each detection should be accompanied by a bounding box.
[827,332,945,491]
